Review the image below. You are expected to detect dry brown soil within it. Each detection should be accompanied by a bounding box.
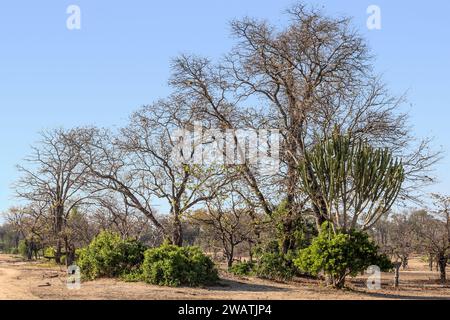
[0,254,449,300]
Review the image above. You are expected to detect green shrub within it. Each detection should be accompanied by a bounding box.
[120,269,143,282]
[254,251,297,281]
[251,240,298,281]
[43,247,56,258]
[273,201,316,251]
[294,223,393,289]
[9,247,19,254]
[77,231,146,280]
[18,240,28,258]
[229,261,255,276]
[43,247,66,264]
[141,243,219,287]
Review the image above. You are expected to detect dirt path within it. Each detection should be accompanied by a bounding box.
[0,256,37,300]
[0,254,449,300]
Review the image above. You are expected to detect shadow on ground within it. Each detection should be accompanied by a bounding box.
[348,286,450,300]
[211,279,291,293]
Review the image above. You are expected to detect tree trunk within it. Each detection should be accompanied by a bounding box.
[281,130,302,255]
[25,239,33,260]
[64,237,75,267]
[394,262,401,288]
[227,255,233,268]
[66,245,76,267]
[326,273,346,289]
[315,213,327,231]
[226,243,235,268]
[171,214,183,247]
[333,274,347,289]
[14,235,19,249]
[54,204,64,264]
[248,242,253,263]
[281,219,295,255]
[401,256,408,270]
[429,253,433,271]
[438,254,447,283]
[308,163,329,231]
[31,240,38,260]
[55,238,62,264]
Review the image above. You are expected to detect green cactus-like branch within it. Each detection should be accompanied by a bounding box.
[299,133,404,232]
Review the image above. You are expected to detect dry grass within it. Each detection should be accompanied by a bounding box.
[0,254,449,300]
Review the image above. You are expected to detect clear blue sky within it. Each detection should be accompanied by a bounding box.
[0,0,449,216]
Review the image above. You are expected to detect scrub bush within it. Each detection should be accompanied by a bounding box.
[229,261,255,276]
[77,231,146,280]
[295,223,392,288]
[141,243,219,287]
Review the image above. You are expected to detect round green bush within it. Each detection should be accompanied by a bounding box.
[252,241,298,281]
[77,231,146,280]
[141,243,219,287]
[254,251,297,281]
[43,247,56,258]
[229,261,255,276]
[294,223,393,289]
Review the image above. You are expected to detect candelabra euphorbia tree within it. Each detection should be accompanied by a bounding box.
[299,132,405,233]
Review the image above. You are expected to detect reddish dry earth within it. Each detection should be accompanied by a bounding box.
[0,254,449,300]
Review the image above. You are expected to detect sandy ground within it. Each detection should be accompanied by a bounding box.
[0,254,449,300]
[0,258,37,300]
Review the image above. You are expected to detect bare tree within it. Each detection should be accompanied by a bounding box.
[190,184,260,267]
[91,192,155,240]
[69,127,167,237]
[15,129,92,263]
[372,213,415,288]
[430,194,450,280]
[169,4,438,252]
[119,103,232,245]
[0,220,21,253]
[62,206,94,265]
[387,214,415,270]
[410,209,449,283]
[72,101,231,246]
